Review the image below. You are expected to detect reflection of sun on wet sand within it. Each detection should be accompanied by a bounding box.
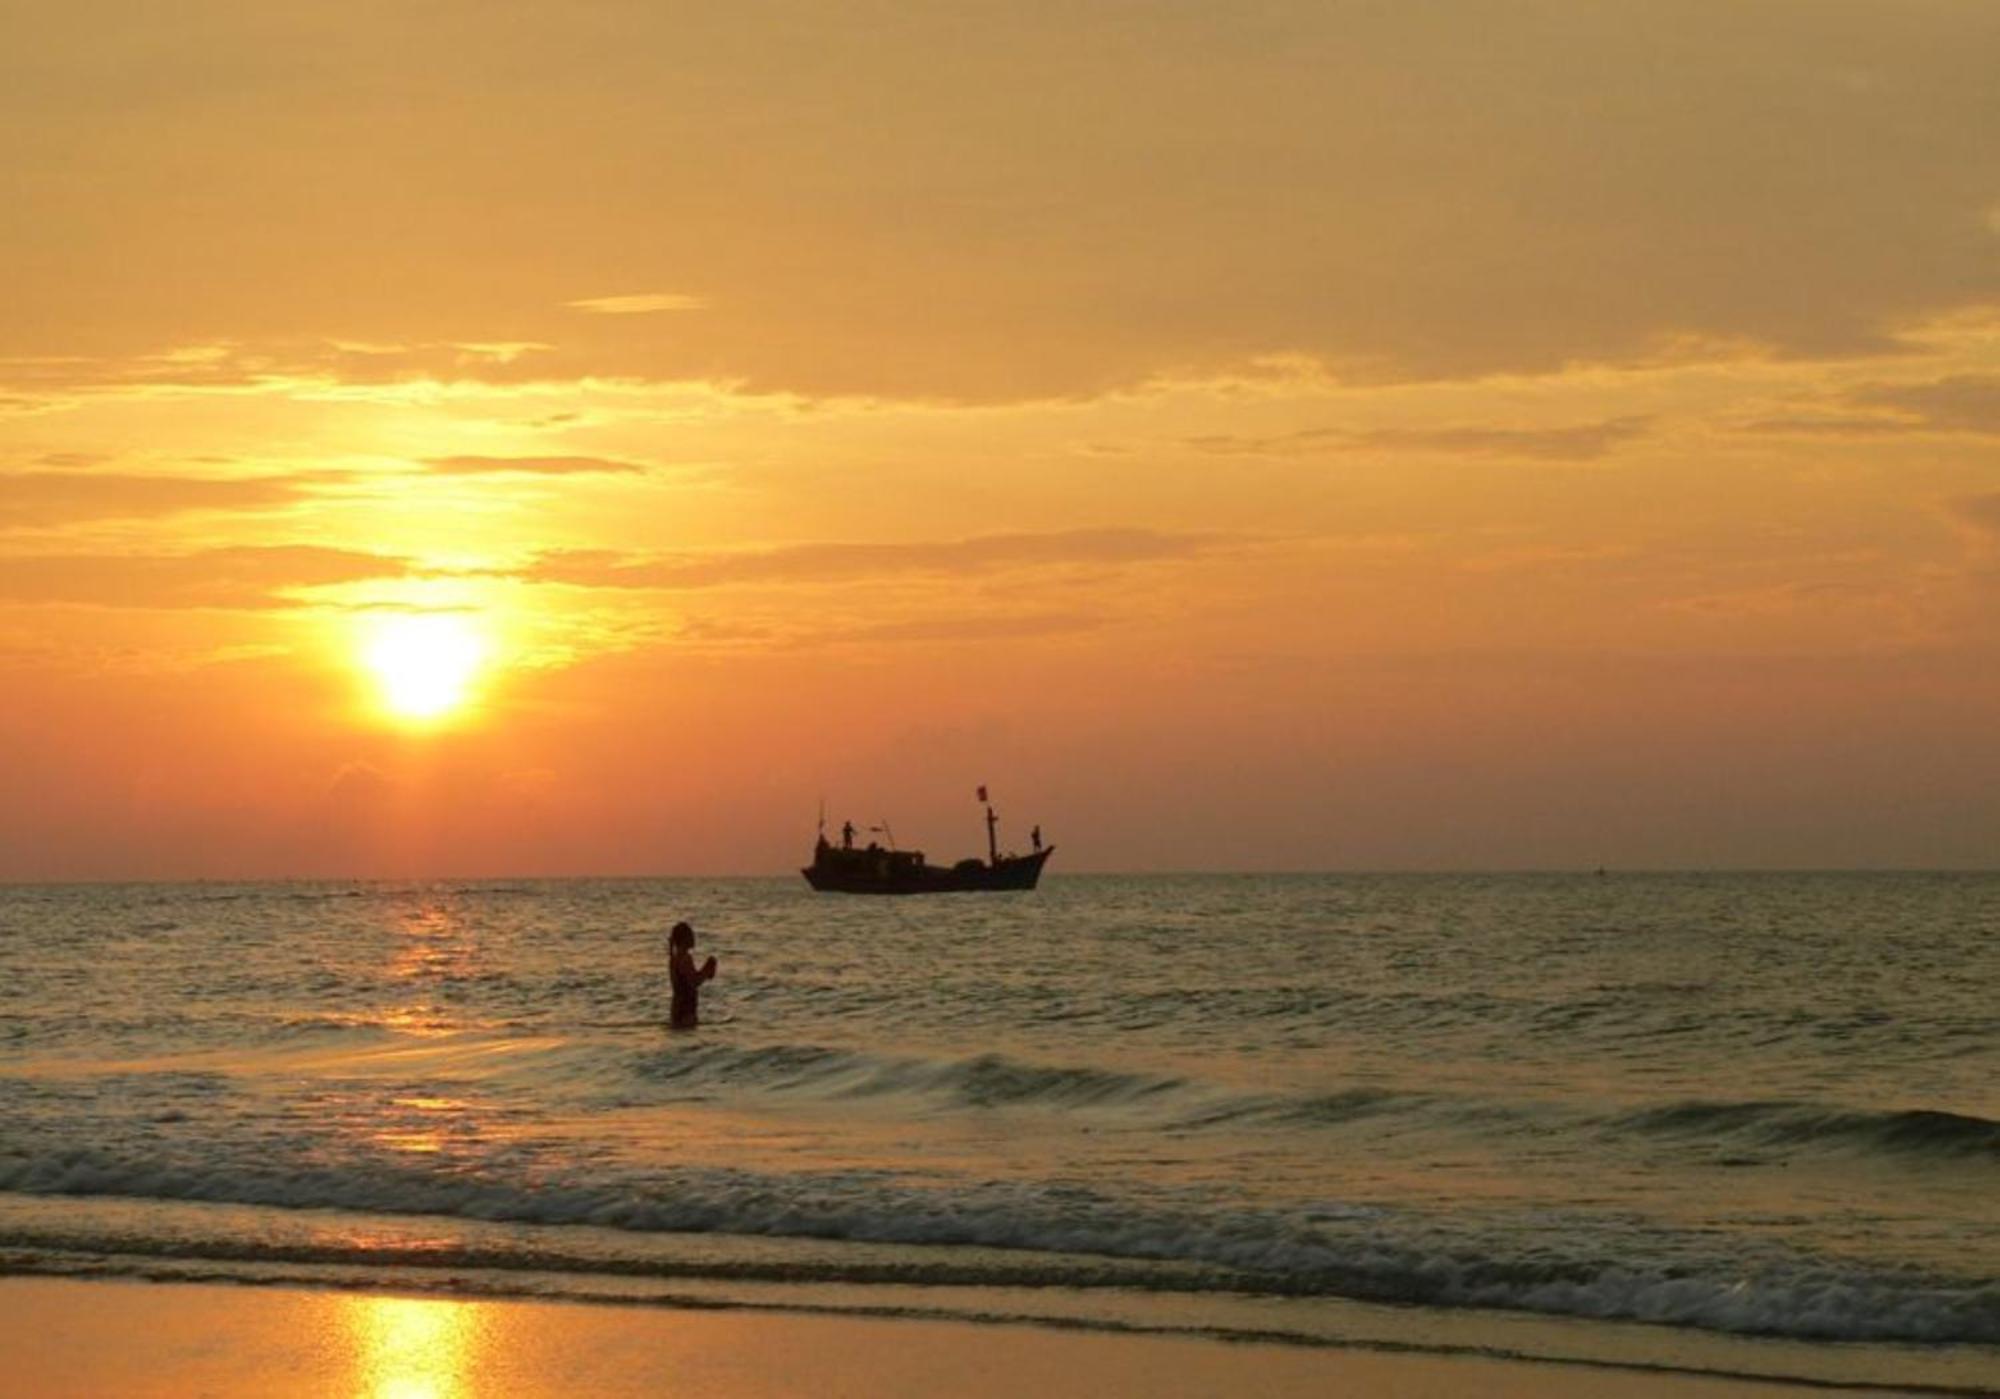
[0,1277,1853,1399]
[353,1295,481,1399]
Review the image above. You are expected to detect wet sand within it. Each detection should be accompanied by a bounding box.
[1,1276,1932,1398]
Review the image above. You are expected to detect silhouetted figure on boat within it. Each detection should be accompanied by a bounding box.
[841,820,855,850]
[1031,825,1043,852]
[667,921,717,1029]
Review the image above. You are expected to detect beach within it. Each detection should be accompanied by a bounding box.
[5,1276,1953,1398]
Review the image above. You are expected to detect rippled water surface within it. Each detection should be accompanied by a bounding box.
[1,874,1994,1373]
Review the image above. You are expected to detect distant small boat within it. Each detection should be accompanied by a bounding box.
[803,790,1053,895]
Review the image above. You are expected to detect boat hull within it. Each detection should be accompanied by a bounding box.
[801,846,1054,894]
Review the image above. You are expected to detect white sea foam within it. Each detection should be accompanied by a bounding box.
[0,1145,1994,1345]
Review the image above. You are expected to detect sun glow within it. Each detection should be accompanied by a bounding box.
[361,614,487,722]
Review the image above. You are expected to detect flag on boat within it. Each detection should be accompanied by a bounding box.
[976,785,988,802]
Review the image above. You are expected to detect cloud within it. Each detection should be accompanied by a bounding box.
[1751,375,2000,439]
[1350,419,1653,460]
[524,528,1248,591]
[1950,493,2000,540]
[5,7,1997,402]
[419,455,649,476]
[0,471,313,527]
[669,610,1107,649]
[1660,580,1882,620]
[1459,544,1640,577]
[1185,417,1649,462]
[324,761,398,806]
[452,342,552,363]
[1856,375,2000,434]
[566,293,708,315]
[825,611,1105,645]
[0,545,414,609]
[1737,415,1914,437]
[0,341,568,395]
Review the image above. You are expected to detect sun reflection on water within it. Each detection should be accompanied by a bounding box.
[352,1295,480,1399]
[369,1094,475,1155]
[383,903,476,1036]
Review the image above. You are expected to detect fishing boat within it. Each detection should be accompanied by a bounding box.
[803,788,1053,894]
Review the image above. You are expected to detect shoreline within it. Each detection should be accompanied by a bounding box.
[3,1194,1995,1395]
[8,1274,1971,1399]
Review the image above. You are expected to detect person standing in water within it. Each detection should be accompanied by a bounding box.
[667,921,718,1029]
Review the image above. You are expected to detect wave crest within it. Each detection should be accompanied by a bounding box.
[1614,1101,2000,1159]
[0,1147,1994,1346]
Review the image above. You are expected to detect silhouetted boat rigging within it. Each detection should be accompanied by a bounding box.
[804,788,1053,894]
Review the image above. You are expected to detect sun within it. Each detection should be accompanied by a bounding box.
[360,614,487,723]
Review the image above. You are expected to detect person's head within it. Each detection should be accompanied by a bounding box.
[669,921,695,951]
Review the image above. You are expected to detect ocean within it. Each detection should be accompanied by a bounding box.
[1,874,1994,1389]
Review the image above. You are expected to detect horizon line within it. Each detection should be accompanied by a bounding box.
[3,866,1996,889]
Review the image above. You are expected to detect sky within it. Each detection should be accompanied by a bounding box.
[3,1,1997,877]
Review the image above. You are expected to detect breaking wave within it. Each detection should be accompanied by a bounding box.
[1611,1101,2000,1160]
[0,1144,1993,1345]
[615,1041,1999,1165]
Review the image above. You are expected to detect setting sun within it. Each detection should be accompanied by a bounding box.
[361,614,487,723]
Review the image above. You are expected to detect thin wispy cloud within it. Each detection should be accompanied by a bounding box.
[565,292,708,315]
[1747,376,2000,439]
[524,529,1250,590]
[1856,375,2000,435]
[1183,417,1650,462]
[420,455,649,476]
[0,546,413,610]
[0,472,313,527]
[1950,492,2000,540]
[1737,415,1913,437]
[826,611,1106,646]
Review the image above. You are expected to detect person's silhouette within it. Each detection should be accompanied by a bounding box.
[668,921,718,1029]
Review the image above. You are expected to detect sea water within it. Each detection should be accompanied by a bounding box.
[1,875,1994,1385]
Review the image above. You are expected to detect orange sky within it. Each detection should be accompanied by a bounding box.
[4,2,1997,877]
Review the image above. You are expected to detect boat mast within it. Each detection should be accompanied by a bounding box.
[981,786,999,865]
